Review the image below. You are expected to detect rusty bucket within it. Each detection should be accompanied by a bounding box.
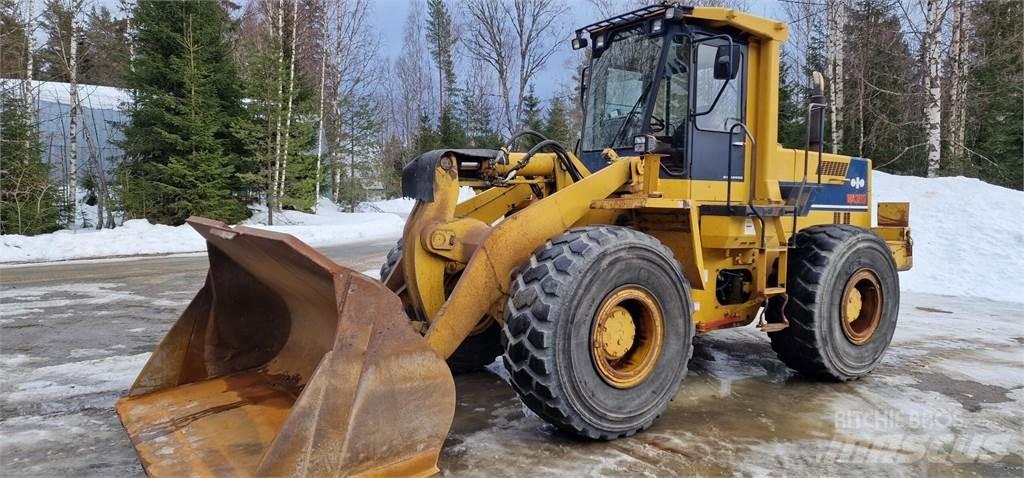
[115,217,455,477]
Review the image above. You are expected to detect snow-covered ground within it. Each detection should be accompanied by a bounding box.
[2,174,1022,303]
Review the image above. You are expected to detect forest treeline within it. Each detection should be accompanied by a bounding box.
[0,0,1020,235]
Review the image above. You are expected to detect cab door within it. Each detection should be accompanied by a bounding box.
[688,37,748,197]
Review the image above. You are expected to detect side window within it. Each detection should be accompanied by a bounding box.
[652,36,690,142]
[694,43,743,131]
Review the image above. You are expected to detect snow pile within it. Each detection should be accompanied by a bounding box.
[873,171,1024,303]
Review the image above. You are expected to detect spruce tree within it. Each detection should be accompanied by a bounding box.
[80,5,131,87]
[519,84,543,149]
[459,84,502,148]
[965,0,1022,189]
[543,96,574,149]
[0,89,61,235]
[778,59,806,149]
[118,0,251,225]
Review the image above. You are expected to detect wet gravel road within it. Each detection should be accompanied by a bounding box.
[1,243,1021,477]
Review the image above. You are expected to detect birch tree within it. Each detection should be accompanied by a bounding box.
[462,0,516,135]
[393,3,434,146]
[67,0,80,225]
[23,0,35,110]
[276,0,298,198]
[270,0,283,224]
[826,0,846,154]
[923,0,946,177]
[312,0,329,211]
[947,0,969,171]
[463,0,566,136]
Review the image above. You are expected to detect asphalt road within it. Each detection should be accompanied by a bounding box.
[1,243,1021,477]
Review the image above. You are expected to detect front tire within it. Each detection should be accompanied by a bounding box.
[767,225,900,381]
[502,226,693,439]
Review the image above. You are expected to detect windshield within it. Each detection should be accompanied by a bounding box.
[582,25,664,151]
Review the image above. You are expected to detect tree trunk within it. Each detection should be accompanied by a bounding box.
[68,0,80,227]
[313,0,329,213]
[278,0,299,203]
[948,0,969,173]
[270,0,285,225]
[23,0,34,110]
[826,0,846,154]
[924,0,945,177]
[349,108,356,212]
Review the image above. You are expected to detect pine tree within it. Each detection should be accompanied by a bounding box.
[425,0,456,116]
[118,0,251,225]
[0,88,61,235]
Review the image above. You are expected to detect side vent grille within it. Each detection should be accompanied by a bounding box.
[818,160,849,177]
[833,212,851,224]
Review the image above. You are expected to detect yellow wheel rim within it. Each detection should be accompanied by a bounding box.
[840,269,883,345]
[591,286,664,389]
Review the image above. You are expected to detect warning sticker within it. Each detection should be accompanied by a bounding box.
[744,218,755,235]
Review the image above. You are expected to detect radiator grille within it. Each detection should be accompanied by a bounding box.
[818,160,849,177]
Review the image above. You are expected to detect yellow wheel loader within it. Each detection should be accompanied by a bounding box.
[116,4,913,476]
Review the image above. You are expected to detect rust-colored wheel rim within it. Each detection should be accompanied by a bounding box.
[591,286,664,389]
[841,269,883,345]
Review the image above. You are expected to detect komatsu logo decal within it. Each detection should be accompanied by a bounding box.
[782,158,871,211]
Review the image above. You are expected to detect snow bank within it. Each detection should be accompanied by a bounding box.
[0,198,405,264]
[0,220,204,264]
[873,171,1024,303]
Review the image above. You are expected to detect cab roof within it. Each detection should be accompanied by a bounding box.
[574,3,788,43]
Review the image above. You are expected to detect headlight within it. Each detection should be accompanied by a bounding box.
[594,34,606,50]
[651,18,664,34]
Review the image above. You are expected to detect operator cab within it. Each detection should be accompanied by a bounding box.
[575,4,747,182]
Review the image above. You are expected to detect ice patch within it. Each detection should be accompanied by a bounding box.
[2,353,150,404]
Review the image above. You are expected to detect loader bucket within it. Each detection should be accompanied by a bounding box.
[115,217,455,477]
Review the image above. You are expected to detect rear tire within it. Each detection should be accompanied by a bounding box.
[767,225,900,381]
[502,226,693,439]
[379,239,502,374]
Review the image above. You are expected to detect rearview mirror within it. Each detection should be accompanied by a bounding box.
[714,45,742,80]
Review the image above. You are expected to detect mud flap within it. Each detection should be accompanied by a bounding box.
[115,217,455,477]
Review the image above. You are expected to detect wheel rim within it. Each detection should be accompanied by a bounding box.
[840,269,883,345]
[591,286,664,389]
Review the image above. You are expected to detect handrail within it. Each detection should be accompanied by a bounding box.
[726,121,756,210]
[792,101,828,243]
